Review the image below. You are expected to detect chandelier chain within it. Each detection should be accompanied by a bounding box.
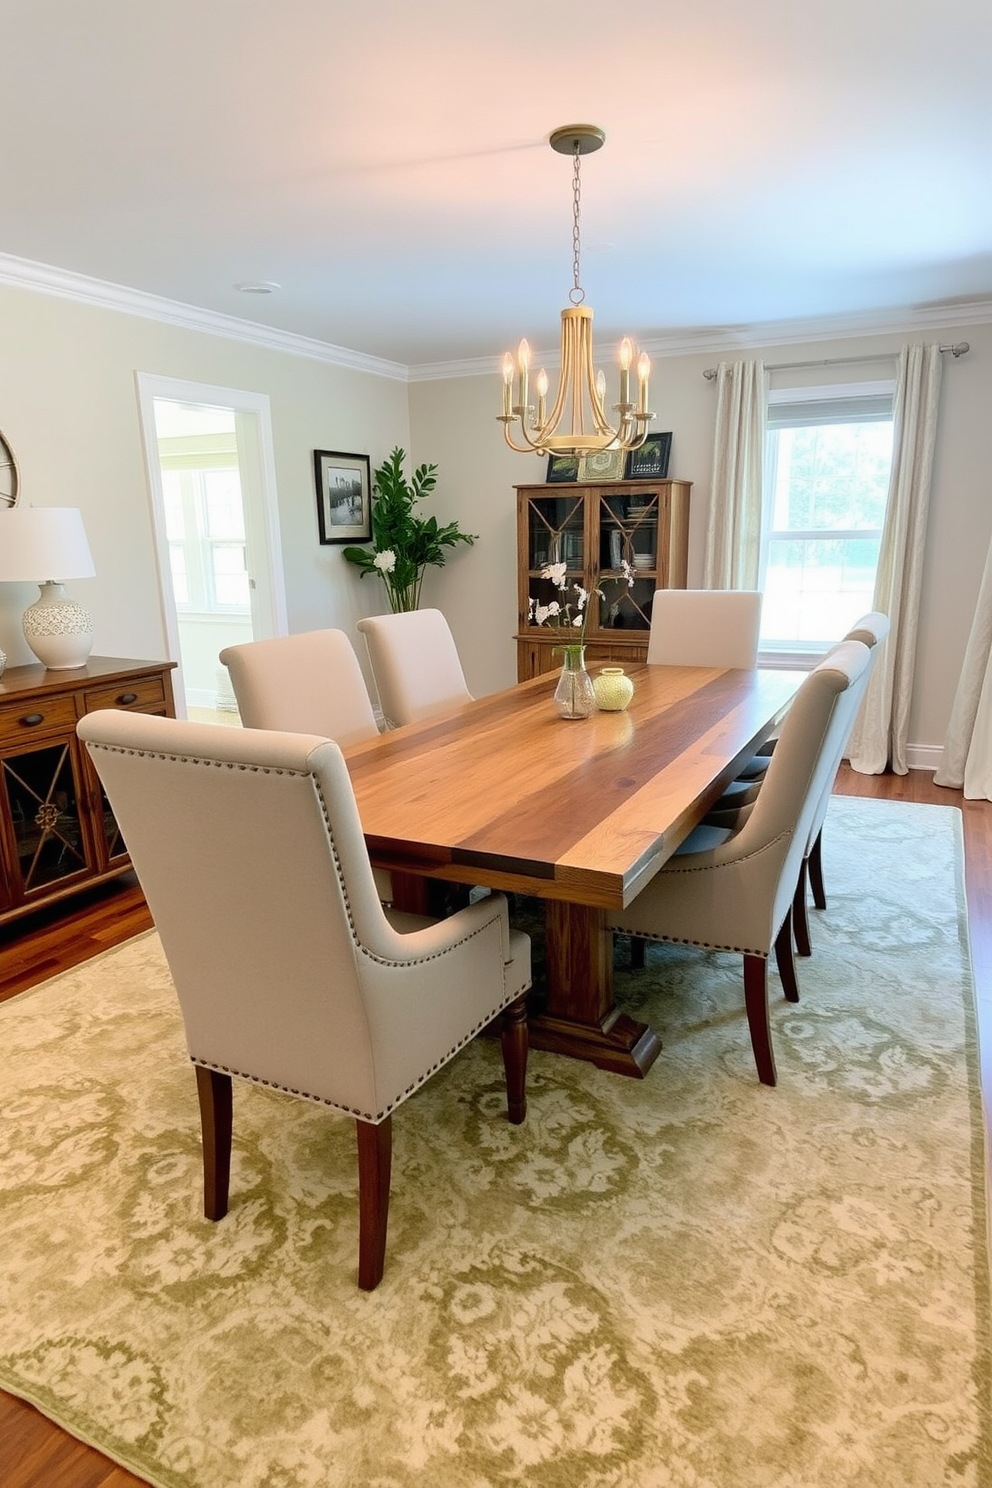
[569,143,584,307]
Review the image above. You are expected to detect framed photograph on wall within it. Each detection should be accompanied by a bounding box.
[577,448,626,482]
[546,454,580,484]
[625,432,672,480]
[314,450,372,544]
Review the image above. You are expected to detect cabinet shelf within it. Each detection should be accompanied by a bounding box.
[515,478,691,681]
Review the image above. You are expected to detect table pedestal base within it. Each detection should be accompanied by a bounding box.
[527,1009,661,1077]
[535,900,662,1077]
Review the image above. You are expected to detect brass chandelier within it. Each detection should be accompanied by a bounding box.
[498,125,654,457]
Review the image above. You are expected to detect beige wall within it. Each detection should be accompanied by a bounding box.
[0,282,410,671]
[2,275,988,765]
[412,322,992,764]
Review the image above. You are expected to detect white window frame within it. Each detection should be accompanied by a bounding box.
[758,380,895,668]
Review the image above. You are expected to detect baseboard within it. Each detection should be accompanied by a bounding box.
[843,743,943,773]
[906,743,942,772]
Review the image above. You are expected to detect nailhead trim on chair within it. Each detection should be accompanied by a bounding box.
[189,989,519,1126]
[89,742,525,1122]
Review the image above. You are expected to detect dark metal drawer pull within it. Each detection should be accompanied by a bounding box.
[118,692,139,705]
[21,713,44,727]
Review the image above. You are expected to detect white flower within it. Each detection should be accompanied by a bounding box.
[546,600,561,617]
[542,561,568,588]
[373,549,396,574]
[534,604,551,625]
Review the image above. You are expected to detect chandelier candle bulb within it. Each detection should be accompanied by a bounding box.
[619,338,632,406]
[638,352,651,414]
[502,355,514,417]
[517,339,530,412]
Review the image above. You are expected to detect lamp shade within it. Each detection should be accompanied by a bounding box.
[0,507,97,668]
[0,506,96,581]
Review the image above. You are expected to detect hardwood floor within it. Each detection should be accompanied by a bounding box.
[2,768,989,1488]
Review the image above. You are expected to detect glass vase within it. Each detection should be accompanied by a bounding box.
[553,644,596,720]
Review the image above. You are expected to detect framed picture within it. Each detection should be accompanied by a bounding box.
[577,448,626,482]
[546,454,580,484]
[314,450,372,544]
[625,432,672,481]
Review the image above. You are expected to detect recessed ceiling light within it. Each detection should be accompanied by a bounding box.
[233,281,281,294]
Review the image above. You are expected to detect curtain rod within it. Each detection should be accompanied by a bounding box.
[701,342,969,380]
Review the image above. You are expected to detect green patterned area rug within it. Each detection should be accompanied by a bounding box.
[1,797,989,1487]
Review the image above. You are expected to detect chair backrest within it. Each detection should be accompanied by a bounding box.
[802,611,891,850]
[730,639,871,933]
[356,609,473,727]
[219,629,379,746]
[845,611,890,649]
[646,589,763,669]
[75,711,503,1123]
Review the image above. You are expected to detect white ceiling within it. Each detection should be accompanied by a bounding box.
[4,0,991,371]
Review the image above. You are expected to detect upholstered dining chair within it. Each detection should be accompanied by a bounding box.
[219,628,379,745]
[357,609,473,727]
[791,611,890,954]
[77,711,531,1291]
[705,611,890,951]
[219,628,394,904]
[606,639,871,1086]
[646,588,763,669]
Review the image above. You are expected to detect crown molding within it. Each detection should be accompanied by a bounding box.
[4,249,990,387]
[408,299,992,382]
[0,252,409,382]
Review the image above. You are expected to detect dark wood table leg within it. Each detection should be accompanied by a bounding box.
[529,901,661,1078]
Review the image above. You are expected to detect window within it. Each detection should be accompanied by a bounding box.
[759,383,894,655]
[158,432,251,617]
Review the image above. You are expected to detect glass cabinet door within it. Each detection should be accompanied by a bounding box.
[1,739,90,899]
[525,491,586,617]
[596,489,662,633]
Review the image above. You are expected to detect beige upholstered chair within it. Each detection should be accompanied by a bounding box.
[219,628,379,745]
[357,609,473,727]
[606,640,871,1086]
[646,589,763,669]
[219,628,394,904]
[705,611,890,950]
[77,711,531,1291]
[792,612,890,953]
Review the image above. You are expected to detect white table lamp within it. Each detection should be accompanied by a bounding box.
[0,507,97,669]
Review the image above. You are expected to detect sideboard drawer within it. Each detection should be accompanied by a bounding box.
[84,675,168,714]
[0,694,80,744]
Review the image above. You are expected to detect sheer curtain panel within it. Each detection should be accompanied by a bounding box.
[846,344,943,775]
[703,360,766,591]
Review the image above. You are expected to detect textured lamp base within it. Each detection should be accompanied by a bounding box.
[23,582,94,669]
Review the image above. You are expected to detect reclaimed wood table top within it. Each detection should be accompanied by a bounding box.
[345,662,805,912]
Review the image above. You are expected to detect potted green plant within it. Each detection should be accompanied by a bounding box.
[341,447,476,612]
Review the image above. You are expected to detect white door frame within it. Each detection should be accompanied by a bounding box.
[134,373,288,715]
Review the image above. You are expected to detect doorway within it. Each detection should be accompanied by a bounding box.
[135,375,287,719]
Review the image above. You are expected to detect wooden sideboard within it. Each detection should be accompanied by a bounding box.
[515,478,692,680]
[0,656,176,926]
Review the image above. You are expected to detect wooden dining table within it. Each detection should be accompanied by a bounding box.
[344,661,805,1078]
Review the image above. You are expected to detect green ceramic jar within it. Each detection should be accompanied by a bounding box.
[592,666,634,712]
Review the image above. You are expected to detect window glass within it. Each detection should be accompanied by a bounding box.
[760,386,893,648]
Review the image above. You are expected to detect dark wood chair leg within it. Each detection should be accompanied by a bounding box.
[195,1065,232,1221]
[629,936,646,969]
[774,909,801,1003]
[743,953,777,1086]
[500,994,528,1125]
[792,860,812,958]
[808,828,826,911]
[356,1116,392,1291]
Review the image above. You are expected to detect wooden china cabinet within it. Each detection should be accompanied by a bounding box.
[0,656,176,926]
[515,479,692,680]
